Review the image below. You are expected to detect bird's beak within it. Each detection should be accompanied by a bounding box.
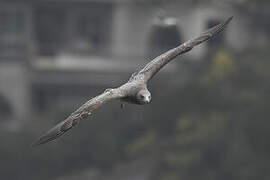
[145,97,150,103]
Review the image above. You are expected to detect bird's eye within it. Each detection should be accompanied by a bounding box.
[140,95,144,99]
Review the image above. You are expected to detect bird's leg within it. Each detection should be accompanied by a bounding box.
[121,103,125,109]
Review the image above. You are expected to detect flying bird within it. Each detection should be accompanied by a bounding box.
[32,16,233,146]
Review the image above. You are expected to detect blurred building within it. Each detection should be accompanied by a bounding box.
[0,0,247,131]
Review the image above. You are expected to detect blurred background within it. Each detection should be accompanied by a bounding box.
[0,0,269,179]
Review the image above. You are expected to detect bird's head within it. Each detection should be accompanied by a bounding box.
[137,89,151,104]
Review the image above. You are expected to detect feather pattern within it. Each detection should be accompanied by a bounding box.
[138,16,233,82]
[32,88,125,146]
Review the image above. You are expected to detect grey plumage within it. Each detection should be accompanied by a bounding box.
[32,16,233,146]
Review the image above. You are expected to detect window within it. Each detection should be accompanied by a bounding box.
[0,5,29,58]
[0,6,25,38]
[34,3,113,56]
[35,5,67,56]
[147,17,182,59]
[70,4,113,55]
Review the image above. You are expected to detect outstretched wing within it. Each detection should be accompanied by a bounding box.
[32,88,125,146]
[138,16,233,82]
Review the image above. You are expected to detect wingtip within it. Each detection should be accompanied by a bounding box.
[205,15,233,36]
[31,116,80,147]
[31,139,43,147]
[31,130,61,147]
[219,15,233,31]
[222,16,234,27]
[31,133,55,147]
[225,16,234,24]
[31,134,45,147]
[31,122,65,147]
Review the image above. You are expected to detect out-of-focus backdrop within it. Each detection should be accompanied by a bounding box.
[0,0,269,179]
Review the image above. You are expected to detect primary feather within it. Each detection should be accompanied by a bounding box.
[32,88,125,146]
[138,16,233,82]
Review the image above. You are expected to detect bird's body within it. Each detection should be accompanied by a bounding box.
[32,16,233,146]
[120,76,151,105]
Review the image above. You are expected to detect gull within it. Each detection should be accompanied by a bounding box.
[32,16,233,146]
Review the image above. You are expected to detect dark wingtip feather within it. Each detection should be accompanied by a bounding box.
[206,16,233,36]
[31,118,74,147]
[31,124,64,147]
[190,16,233,47]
